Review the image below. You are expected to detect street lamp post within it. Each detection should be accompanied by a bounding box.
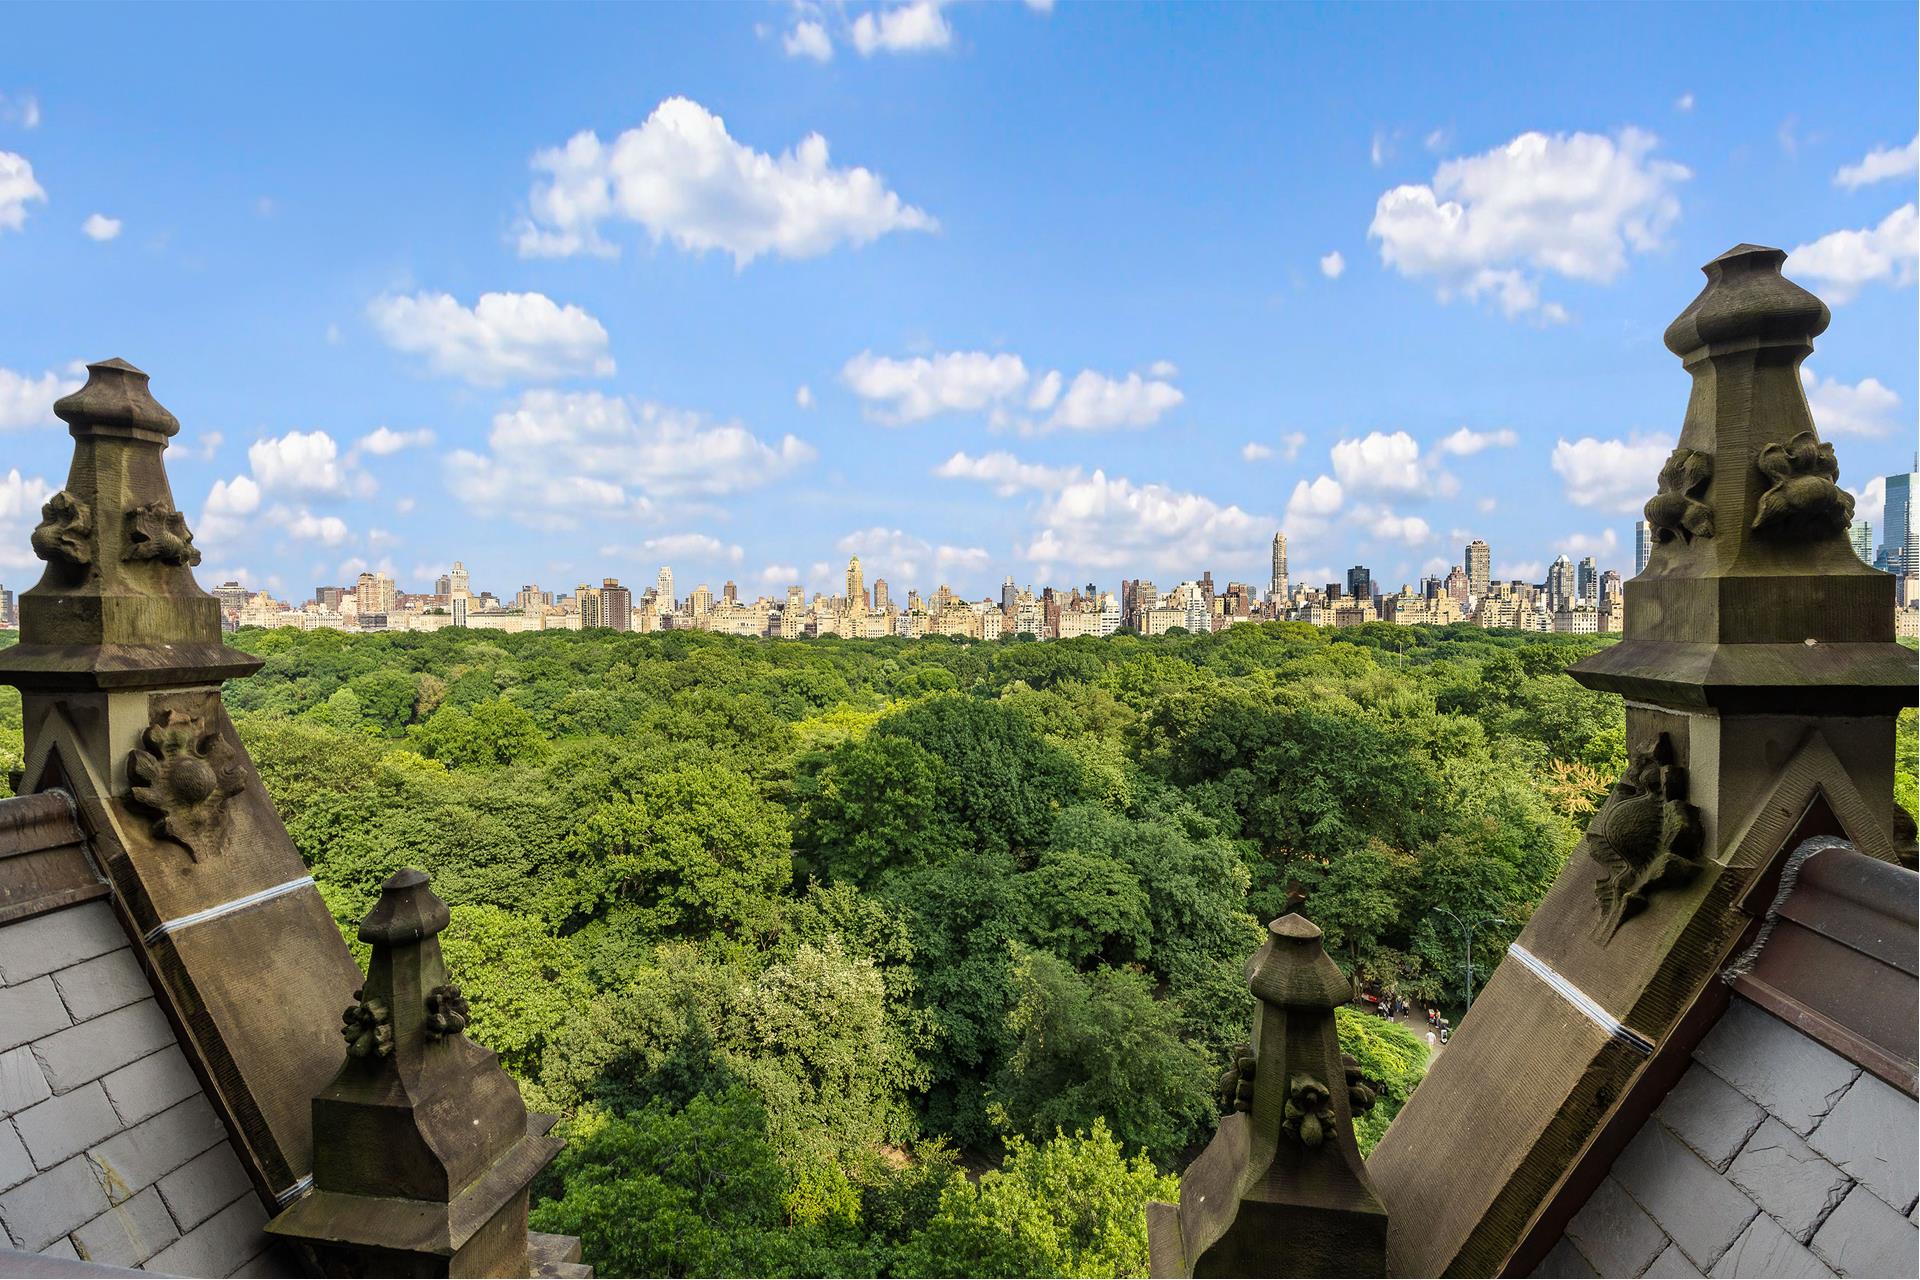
[1433,908,1507,1014]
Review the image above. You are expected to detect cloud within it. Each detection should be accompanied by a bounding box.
[1241,442,1274,462]
[1788,204,1917,303]
[355,426,437,457]
[1022,471,1271,575]
[1320,250,1346,279]
[783,19,833,61]
[0,468,55,572]
[368,291,614,386]
[842,350,1029,424]
[276,508,352,547]
[851,1,953,55]
[759,564,800,587]
[1477,496,1497,513]
[1370,129,1394,169]
[1835,135,1918,190]
[1279,431,1307,461]
[843,350,1181,432]
[1435,426,1519,456]
[1550,434,1668,513]
[1674,92,1695,112]
[1355,505,1432,546]
[1046,370,1183,432]
[836,526,986,586]
[517,96,936,266]
[795,383,815,410]
[1331,430,1430,496]
[605,532,746,564]
[0,93,40,129]
[933,450,1079,495]
[1556,528,1619,559]
[1801,368,1899,438]
[249,430,356,496]
[0,364,84,431]
[445,389,815,530]
[0,151,47,233]
[1851,475,1886,532]
[81,213,122,242]
[1501,559,1546,583]
[201,475,261,542]
[1369,127,1689,319]
[1284,475,1344,534]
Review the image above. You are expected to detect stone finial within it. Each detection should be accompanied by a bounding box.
[0,358,258,690]
[1148,915,1388,1278]
[265,868,569,1277]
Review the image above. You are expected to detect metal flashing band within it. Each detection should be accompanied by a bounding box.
[276,1174,314,1204]
[144,875,317,945]
[1506,941,1655,1057]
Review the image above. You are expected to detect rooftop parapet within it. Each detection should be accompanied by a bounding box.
[1147,915,1387,1278]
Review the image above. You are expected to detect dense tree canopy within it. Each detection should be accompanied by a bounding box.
[9,622,1896,1276]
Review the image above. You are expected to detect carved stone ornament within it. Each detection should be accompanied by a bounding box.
[1587,732,1706,941]
[29,491,95,568]
[425,984,471,1040]
[1753,430,1854,537]
[1643,447,1714,545]
[127,708,247,861]
[1343,1053,1378,1116]
[1282,1074,1336,1149]
[1217,1041,1256,1114]
[341,988,394,1060]
[124,500,202,567]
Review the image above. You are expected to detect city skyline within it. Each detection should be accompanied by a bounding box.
[1,7,1915,602]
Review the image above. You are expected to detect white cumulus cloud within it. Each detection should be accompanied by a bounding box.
[605,533,746,564]
[1331,430,1430,496]
[1320,250,1346,279]
[1788,204,1918,303]
[1046,370,1183,432]
[0,151,46,233]
[1556,528,1619,559]
[1851,475,1886,532]
[0,364,83,431]
[1284,475,1344,535]
[355,426,437,456]
[368,291,614,386]
[842,350,1030,424]
[0,468,55,572]
[249,430,355,496]
[1550,434,1669,514]
[1835,135,1918,190]
[795,383,815,410]
[1435,426,1519,456]
[81,213,121,241]
[1369,127,1689,320]
[851,1,952,55]
[445,390,815,530]
[784,19,834,61]
[1241,442,1274,462]
[836,526,985,586]
[517,97,936,266]
[933,450,1079,496]
[1802,368,1900,438]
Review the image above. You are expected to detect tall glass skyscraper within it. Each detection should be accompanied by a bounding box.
[1635,520,1652,576]
[1883,460,1916,577]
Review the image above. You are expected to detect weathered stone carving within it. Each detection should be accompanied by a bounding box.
[1343,1052,1377,1115]
[127,707,247,861]
[1282,1074,1336,1148]
[1643,447,1714,545]
[1588,733,1705,940]
[1753,430,1854,537]
[124,500,202,567]
[341,988,394,1060]
[1216,1041,1255,1113]
[425,983,471,1039]
[30,491,95,567]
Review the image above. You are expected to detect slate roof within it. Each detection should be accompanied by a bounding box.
[1528,841,1919,1279]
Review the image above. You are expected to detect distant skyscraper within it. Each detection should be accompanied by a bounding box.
[0,584,14,630]
[1635,520,1652,576]
[846,556,865,610]
[1576,556,1597,604]
[1849,520,1874,565]
[1346,565,1374,601]
[1002,576,1017,613]
[1884,461,1916,577]
[575,582,601,628]
[316,585,346,611]
[434,570,452,598]
[601,577,632,631]
[873,577,890,612]
[1547,555,1576,612]
[723,580,738,604]
[656,566,675,613]
[213,581,249,616]
[1270,532,1288,598]
[1466,540,1490,599]
[449,561,470,598]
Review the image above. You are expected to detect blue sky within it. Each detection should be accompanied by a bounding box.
[1,2,1915,603]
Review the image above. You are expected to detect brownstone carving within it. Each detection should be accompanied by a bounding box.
[1588,733,1704,940]
[1282,1074,1336,1148]
[29,491,95,568]
[1753,430,1854,537]
[341,988,394,1060]
[1217,1041,1255,1113]
[1642,448,1714,545]
[1343,1053,1377,1115]
[425,983,471,1039]
[127,707,246,861]
[124,500,202,566]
